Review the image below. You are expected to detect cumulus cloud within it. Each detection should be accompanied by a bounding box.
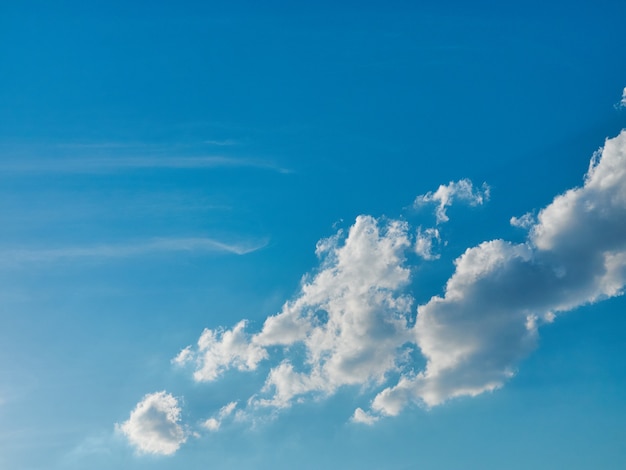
[117,391,187,456]
[415,179,490,224]
[179,216,414,408]
[192,321,268,382]
[415,227,442,260]
[369,130,626,415]
[159,129,626,430]
[618,87,626,108]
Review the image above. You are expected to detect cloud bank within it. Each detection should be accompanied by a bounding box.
[121,128,626,453]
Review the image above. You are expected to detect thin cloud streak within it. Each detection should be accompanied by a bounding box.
[203,139,240,146]
[0,156,291,174]
[0,237,268,265]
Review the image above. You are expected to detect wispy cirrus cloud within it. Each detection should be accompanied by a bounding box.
[203,139,240,146]
[0,155,291,174]
[0,236,268,266]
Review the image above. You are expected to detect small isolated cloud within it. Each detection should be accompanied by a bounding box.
[202,417,221,431]
[201,402,238,432]
[618,87,626,108]
[415,227,441,260]
[414,179,490,224]
[351,407,379,425]
[510,212,535,229]
[117,391,187,456]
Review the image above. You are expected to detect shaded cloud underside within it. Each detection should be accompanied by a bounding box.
[123,129,626,453]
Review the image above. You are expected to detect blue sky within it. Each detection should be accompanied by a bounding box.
[1,1,626,469]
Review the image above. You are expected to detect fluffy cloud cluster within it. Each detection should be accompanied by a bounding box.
[182,130,626,419]
[180,216,414,408]
[117,391,187,456]
[121,127,626,454]
[371,130,626,415]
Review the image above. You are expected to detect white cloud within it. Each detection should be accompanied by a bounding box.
[202,418,221,431]
[369,129,626,415]
[351,407,379,425]
[193,321,268,382]
[252,216,413,408]
[0,237,267,266]
[179,216,414,408]
[510,212,535,229]
[220,401,238,416]
[371,240,537,413]
[64,435,112,462]
[117,391,187,456]
[619,87,626,108]
[163,129,626,426]
[415,227,441,260]
[0,154,290,174]
[172,346,193,366]
[204,139,239,146]
[201,401,238,432]
[415,179,490,224]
